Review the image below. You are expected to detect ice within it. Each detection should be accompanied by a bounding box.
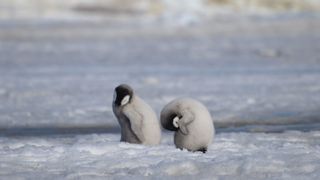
[0,132,319,179]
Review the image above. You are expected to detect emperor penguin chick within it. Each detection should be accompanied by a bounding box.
[112,84,161,145]
[161,98,214,153]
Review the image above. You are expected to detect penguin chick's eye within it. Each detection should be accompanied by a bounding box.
[121,95,130,106]
[173,116,180,128]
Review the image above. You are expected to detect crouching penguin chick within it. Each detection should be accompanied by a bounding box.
[161,98,214,153]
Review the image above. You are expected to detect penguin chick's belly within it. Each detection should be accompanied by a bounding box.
[132,99,161,145]
[143,123,161,145]
[174,122,213,151]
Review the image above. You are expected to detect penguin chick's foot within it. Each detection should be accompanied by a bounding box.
[197,147,207,153]
[178,147,207,153]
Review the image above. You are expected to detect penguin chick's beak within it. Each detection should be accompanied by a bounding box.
[173,116,180,128]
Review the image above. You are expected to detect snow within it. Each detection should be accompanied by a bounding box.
[0,132,319,179]
[0,12,320,179]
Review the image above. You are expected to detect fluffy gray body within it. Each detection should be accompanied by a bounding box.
[161,98,214,152]
[113,85,161,145]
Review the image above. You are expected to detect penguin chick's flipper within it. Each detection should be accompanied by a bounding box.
[123,107,145,143]
[177,108,195,135]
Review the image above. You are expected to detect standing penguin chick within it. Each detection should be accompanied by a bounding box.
[161,98,214,153]
[112,84,161,145]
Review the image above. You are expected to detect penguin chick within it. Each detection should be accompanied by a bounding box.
[112,84,161,145]
[161,98,214,153]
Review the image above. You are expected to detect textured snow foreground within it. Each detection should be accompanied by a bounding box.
[0,132,320,179]
[1,14,320,179]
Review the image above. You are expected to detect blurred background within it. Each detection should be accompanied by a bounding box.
[1,0,320,135]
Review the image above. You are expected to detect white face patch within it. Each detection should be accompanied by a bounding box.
[121,95,130,106]
[173,116,180,128]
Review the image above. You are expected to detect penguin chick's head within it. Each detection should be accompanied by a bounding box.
[161,113,181,131]
[114,84,134,107]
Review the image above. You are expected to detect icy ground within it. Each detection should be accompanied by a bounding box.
[0,15,320,179]
[0,132,320,179]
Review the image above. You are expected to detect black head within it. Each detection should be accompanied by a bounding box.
[113,84,134,107]
[160,112,181,131]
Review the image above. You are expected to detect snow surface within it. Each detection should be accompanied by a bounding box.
[0,14,320,179]
[0,131,320,179]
